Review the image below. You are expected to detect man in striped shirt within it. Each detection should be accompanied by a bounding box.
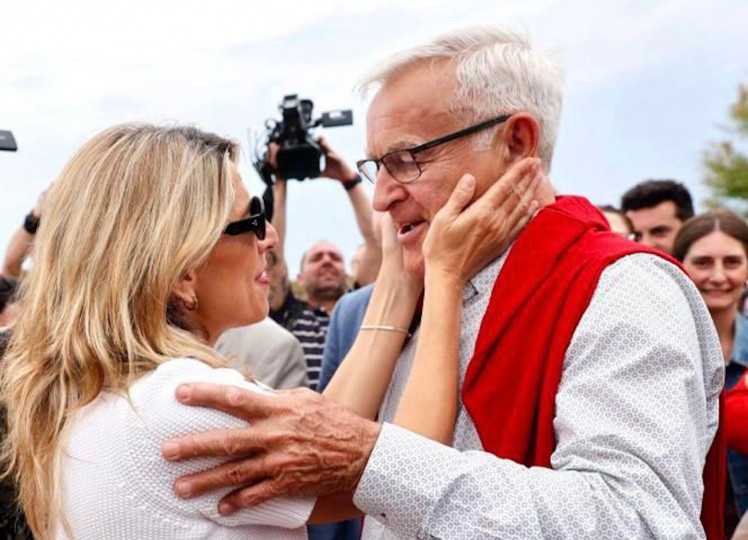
[269,290,329,390]
[269,242,346,390]
[266,137,375,390]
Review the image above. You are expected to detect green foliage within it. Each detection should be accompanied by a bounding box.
[703,85,748,214]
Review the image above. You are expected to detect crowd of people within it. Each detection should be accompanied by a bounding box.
[0,25,746,540]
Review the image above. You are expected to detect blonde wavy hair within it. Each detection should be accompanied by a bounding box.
[0,123,239,539]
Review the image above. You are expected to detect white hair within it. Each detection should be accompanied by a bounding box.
[357,26,564,172]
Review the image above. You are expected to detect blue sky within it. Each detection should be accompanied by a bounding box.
[1,0,746,274]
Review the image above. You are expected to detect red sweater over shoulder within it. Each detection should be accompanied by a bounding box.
[463,196,724,540]
[727,374,748,455]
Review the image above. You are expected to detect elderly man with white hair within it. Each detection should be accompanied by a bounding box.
[163,26,724,540]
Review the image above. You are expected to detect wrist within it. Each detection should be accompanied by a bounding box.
[376,269,422,299]
[23,212,40,235]
[424,266,466,290]
[366,278,420,327]
[341,173,362,192]
[347,420,381,492]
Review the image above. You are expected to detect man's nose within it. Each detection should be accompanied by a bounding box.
[372,168,408,213]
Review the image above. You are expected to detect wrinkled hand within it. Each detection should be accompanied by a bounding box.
[162,384,381,515]
[423,158,542,286]
[318,136,358,182]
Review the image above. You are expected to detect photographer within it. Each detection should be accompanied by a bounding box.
[268,137,380,390]
[2,190,46,280]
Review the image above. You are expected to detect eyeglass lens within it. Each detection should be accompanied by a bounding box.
[359,151,422,184]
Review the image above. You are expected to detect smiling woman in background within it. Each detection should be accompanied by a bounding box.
[673,208,748,538]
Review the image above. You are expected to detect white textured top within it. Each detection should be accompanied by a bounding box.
[355,253,724,540]
[57,358,314,540]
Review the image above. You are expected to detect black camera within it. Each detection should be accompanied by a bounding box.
[0,130,18,152]
[255,94,352,182]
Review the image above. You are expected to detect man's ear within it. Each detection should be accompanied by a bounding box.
[172,270,198,305]
[495,112,540,165]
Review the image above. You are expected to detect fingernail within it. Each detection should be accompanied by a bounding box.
[162,442,178,460]
[176,385,192,401]
[462,175,475,188]
[175,480,193,498]
[218,502,234,516]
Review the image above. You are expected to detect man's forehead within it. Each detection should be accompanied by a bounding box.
[363,136,422,159]
[626,201,680,227]
[364,63,458,157]
[307,242,343,257]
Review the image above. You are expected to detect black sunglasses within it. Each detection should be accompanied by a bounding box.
[223,195,266,240]
[356,114,511,184]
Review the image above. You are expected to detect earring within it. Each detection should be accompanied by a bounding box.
[183,297,198,311]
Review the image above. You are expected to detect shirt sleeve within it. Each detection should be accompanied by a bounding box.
[353,254,724,540]
[128,358,315,529]
[276,337,310,390]
[256,325,309,390]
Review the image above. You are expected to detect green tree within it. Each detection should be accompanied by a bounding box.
[703,84,748,214]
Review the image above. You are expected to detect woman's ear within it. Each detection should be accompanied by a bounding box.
[172,270,198,310]
[495,112,540,165]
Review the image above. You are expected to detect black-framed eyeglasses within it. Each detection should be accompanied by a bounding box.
[223,195,266,240]
[356,114,511,184]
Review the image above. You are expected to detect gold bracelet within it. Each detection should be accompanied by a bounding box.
[359,324,412,338]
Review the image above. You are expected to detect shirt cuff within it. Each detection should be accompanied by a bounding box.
[353,423,460,539]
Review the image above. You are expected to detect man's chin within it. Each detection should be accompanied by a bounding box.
[309,283,348,301]
[317,275,344,287]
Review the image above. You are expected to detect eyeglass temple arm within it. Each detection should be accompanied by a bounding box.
[412,114,511,154]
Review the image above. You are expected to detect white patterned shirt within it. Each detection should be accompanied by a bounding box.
[353,252,724,540]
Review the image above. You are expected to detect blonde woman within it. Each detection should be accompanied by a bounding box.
[0,123,537,540]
